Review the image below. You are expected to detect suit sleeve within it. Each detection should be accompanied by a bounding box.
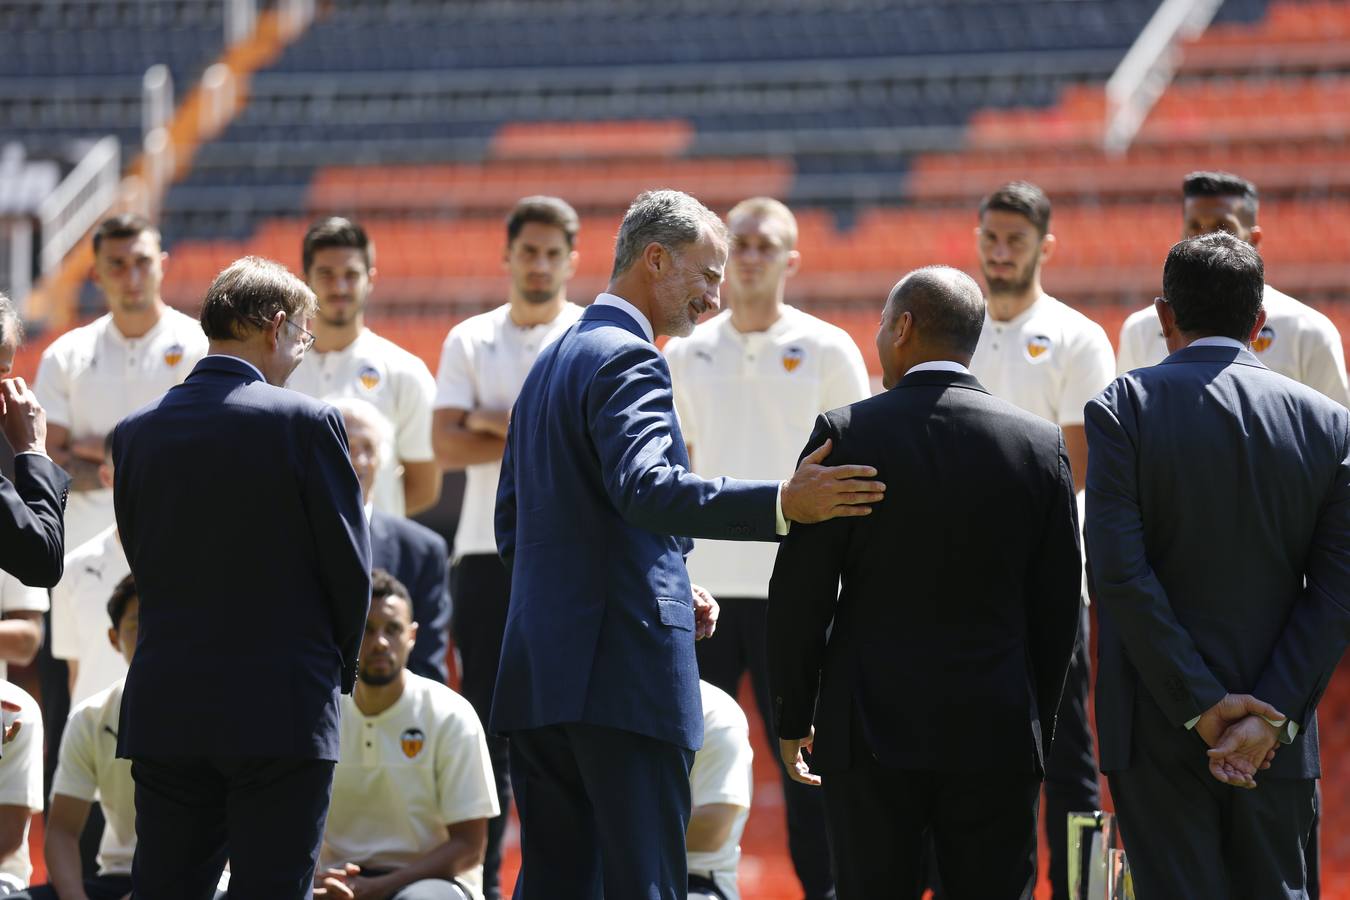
[766,415,850,740]
[495,417,517,572]
[305,408,372,694]
[1084,390,1227,725]
[1252,416,1350,727]
[408,531,452,684]
[588,342,779,541]
[1025,434,1085,741]
[0,454,70,588]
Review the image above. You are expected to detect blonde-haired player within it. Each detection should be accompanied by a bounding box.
[664,196,868,900]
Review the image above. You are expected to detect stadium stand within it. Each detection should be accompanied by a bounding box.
[13,0,1350,897]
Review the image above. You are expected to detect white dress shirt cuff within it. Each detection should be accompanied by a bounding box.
[14,450,50,460]
[1184,713,1297,744]
[775,482,790,536]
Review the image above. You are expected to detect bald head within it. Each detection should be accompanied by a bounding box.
[887,267,986,354]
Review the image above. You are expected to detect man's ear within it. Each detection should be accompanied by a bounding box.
[784,250,802,279]
[1038,232,1057,265]
[893,310,914,349]
[1154,297,1177,338]
[1248,307,1268,344]
[1246,225,1263,248]
[642,242,667,274]
[268,310,286,349]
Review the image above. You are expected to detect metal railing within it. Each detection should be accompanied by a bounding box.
[36,136,120,280]
[1104,0,1225,156]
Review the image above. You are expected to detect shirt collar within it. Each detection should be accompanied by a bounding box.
[592,293,654,343]
[202,353,266,383]
[906,360,971,375]
[1188,336,1247,351]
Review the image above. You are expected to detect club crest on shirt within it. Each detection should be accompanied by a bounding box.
[1252,326,1275,353]
[1025,335,1053,363]
[782,346,805,373]
[400,727,425,758]
[357,365,382,393]
[163,344,184,367]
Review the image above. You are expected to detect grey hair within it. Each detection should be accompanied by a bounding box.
[0,292,23,345]
[329,396,395,450]
[610,190,727,279]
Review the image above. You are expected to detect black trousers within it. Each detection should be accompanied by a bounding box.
[695,596,835,900]
[509,722,694,900]
[823,755,1040,900]
[130,755,335,900]
[1107,694,1316,900]
[449,553,513,900]
[18,875,227,900]
[1042,606,1100,900]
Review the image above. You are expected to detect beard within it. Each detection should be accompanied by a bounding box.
[519,287,556,305]
[357,662,401,686]
[652,279,698,338]
[982,262,1037,297]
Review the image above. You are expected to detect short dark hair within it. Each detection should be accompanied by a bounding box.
[302,217,374,274]
[888,266,986,355]
[107,574,138,630]
[1183,171,1259,225]
[0,292,23,346]
[92,214,159,256]
[1162,232,1264,341]
[371,568,412,618]
[611,190,727,279]
[199,256,317,342]
[979,181,1052,236]
[506,196,580,249]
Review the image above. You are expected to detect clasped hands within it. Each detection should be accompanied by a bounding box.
[1196,693,1287,790]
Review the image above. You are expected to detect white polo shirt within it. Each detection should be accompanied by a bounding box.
[969,294,1115,428]
[687,681,753,900]
[51,680,135,877]
[433,302,583,558]
[51,525,131,706]
[1115,286,1350,406]
[322,673,500,899]
[0,572,48,682]
[665,306,870,597]
[34,308,207,549]
[0,681,43,890]
[286,328,437,518]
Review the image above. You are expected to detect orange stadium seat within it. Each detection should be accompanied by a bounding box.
[491,120,696,160]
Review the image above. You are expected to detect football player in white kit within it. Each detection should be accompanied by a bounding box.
[968,182,1113,900]
[1116,171,1349,407]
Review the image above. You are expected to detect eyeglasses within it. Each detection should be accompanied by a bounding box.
[283,317,316,352]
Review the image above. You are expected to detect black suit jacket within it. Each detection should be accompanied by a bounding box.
[0,452,70,587]
[767,370,1082,776]
[112,355,371,762]
[1087,345,1350,778]
[369,510,451,684]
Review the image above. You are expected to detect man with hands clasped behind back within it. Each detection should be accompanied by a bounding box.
[1085,232,1350,898]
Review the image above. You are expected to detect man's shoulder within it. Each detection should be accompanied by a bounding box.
[444,304,511,344]
[371,511,448,554]
[69,680,123,724]
[406,673,482,730]
[1035,296,1111,343]
[1121,304,1159,333]
[1263,285,1341,336]
[0,679,38,717]
[698,681,749,735]
[41,314,111,361]
[161,307,208,341]
[779,306,860,350]
[358,329,434,377]
[64,525,120,567]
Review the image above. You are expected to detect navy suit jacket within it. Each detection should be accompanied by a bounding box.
[768,371,1082,775]
[112,355,371,762]
[0,452,70,587]
[492,304,780,751]
[1086,344,1350,778]
[369,510,451,684]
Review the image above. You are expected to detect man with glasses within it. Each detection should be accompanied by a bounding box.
[110,256,371,899]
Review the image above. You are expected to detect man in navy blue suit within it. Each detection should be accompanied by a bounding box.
[334,396,451,683]
[1086,233,1350,897]
[112,257,371,899]
[494,190,886,899]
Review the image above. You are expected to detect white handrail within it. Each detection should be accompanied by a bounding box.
[1104,0,1224,156]
[37,136,121,276]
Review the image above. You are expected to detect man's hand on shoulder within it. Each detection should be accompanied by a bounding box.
[0,378,47,456]
[781,439,885,524]
[692,583,719,641]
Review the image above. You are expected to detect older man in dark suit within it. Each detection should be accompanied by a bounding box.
[1086,232,1350,899]
[112,257,371,899]
[767,266,1083,899]
[0,292,68,588]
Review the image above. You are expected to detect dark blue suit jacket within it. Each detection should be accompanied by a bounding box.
[492,304,780,751]
[369,510,450,684]
[112,355,371,762]
[1086,344,1350,779]
[0,452,70,587]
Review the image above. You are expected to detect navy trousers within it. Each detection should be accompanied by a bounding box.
[130,755,334,900]
[509,722,694,900]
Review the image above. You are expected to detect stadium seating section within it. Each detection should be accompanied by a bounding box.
[16,1,1350,897]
